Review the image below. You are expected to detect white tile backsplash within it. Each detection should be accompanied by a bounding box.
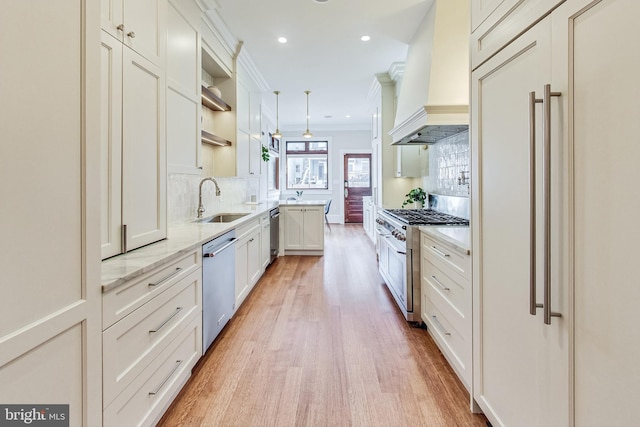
[168,173,260,224]
[424,130,470,197]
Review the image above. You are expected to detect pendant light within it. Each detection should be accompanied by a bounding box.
[302,90,313,139]
[272,90,282,139]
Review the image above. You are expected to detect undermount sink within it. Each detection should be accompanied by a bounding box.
[196,213,249,223]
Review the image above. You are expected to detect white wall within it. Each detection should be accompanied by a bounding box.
[280,130,371,223]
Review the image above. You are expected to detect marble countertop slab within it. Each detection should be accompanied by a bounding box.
[101,201,278,292]
[279,199,329,206]
[418,225,471,255]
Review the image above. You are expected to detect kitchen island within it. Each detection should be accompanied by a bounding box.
[279,199,329,256]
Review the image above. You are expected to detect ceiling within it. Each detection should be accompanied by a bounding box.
[207,0,433,133]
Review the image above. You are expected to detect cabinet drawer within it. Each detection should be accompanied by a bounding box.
[421,256,469,333]
[103,268,201,406]
[236,217,260,240]
[423,295,471,389]
[103,249,201,328]
[471,0,564,69]
[421,234,470,281]
[103,315,202,427]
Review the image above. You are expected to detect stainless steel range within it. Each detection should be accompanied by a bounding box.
[376,194,469,322]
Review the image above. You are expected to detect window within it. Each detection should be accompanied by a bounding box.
[286,140,328,189]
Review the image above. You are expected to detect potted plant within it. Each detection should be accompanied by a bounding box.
[402,187,427,208]
[261,145,270,162]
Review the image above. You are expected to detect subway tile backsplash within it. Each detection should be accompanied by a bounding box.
[424,130,470,197]
[168,173,260,224]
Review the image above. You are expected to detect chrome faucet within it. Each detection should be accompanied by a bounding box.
[197,177,221,218]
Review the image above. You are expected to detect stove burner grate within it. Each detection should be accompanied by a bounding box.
[384,209,469,226]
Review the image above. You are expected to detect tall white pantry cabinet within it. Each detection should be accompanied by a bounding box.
[471,0,640,426]
[0,1,102,426]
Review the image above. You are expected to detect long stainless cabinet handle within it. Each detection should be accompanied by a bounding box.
[431,275,450,291]
[529,91,543,316]
[431,315,451,336]
[149,360,182,396]
[543,84,562,325]
[271,213,280,218]
[430,246,450,258]
[203,237,238,257]
[149,307,183,333]
[149,267,182,287]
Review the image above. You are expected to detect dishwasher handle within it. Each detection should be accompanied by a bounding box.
[204,237,237,257]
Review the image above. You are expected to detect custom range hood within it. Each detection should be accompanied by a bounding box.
[390,0,469,145]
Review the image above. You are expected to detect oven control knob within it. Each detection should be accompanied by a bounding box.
[400,235,406,241]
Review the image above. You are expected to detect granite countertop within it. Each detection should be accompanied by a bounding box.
[418,225,471,255]
[101,201,278,292]
[279,199,329,206]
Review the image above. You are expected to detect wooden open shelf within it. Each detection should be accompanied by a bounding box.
[201,85,231,112]
[201,129,231,147]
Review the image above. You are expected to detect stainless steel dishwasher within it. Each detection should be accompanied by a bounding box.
[269,207,280,264]
[202,229,236,353]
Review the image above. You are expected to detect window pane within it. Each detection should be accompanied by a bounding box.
[287,155,328,189]
[347,158,370,188]
[286,142,306,152]
[309,141,327,152]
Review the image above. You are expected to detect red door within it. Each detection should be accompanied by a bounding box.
[343,153,371,223]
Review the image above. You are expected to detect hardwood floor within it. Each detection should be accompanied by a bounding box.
[158,224,487,427]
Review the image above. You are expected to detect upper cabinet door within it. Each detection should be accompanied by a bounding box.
[101,0,166,65]
[100,31,123,259]
[121,47,167,251]
[470,0,505,31]
[471,0,565,69]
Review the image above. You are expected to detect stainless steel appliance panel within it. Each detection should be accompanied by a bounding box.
[269,207,280,264]
[202,229,236,353]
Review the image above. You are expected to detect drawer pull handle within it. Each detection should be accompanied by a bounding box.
[431,315,451,336]
[430,246,450,258]
[149,268,182,287]
[149,307,183,333]
[148,360,182,396]
[431,275,450,291]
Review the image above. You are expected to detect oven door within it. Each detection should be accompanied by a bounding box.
[377,232,408,312]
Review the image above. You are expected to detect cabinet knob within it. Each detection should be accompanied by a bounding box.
[116,24,125,31]
[127,31,136,39]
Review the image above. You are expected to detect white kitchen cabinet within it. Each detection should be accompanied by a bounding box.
[260,212,271,270]
[471,0,640,425]
[283,206,324,254]
[395,145,425,178]
[0,1,102,424]
[234,78,262,177]
[101,30,167,259]
[471,17,568,426]
[102,250,202,427]
[362,196,373,242]
[470,0,564,69]
[167,0,201,173]
[101,0,166,65]
[235,218,262,309]
[420,231,471,391]
[368,73,415,208]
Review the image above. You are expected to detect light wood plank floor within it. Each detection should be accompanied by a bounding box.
[158,224,487,427]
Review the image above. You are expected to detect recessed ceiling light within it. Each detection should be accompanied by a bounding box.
[360,35,371,42]
[278,37,287,44]
[314,0,329,3]
[345,115,351,118]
